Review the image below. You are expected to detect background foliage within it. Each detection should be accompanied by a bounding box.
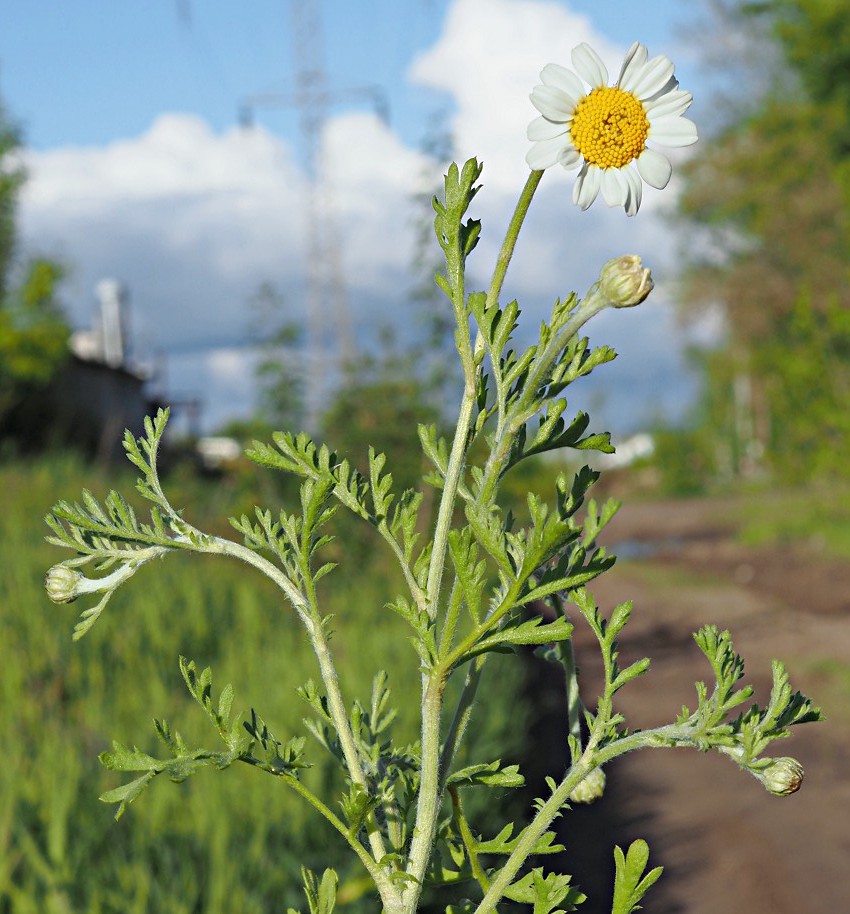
[666,0,850,489]
[0,100,69,443]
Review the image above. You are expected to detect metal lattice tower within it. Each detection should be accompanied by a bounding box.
[291,0,353,425]
[240,1,387,427]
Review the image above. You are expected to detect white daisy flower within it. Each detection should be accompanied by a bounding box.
[526,41,697,216]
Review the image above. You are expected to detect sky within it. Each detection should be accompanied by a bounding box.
[0,0,720,435]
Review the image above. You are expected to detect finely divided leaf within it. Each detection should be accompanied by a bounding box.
[611,840,662,914]
[446,761,524,789]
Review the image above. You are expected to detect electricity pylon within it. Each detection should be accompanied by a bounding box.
[240,0,388,428]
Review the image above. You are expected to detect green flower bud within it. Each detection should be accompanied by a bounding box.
[45,564,83,604]
[754,757,804,796]
[569,767,606,804]
[599,255,653,308]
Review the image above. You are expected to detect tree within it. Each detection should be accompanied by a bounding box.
[0,96,69,437]
[0,258,69,419]
[0,97,25,301]
[248,281,304,435]
[320,330,442,496]
[674,0,850,482]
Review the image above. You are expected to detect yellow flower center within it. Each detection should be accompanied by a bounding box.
[569,86,649,169]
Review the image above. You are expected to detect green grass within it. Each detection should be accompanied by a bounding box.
[1,454,529,913]
[735,483,850,559]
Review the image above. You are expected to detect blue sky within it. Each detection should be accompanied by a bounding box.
[0,0,717,433]
[1,1,701,150]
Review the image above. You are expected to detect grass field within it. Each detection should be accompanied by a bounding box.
[735,484,850,558]
[0,453,529,914]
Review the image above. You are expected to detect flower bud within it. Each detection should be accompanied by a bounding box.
[599,255,653,308]
[45,564,83,604]
[569,767,606,804]
[753,757,804,796]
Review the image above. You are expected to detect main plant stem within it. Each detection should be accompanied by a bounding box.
[405,676,445,895]
[424,169,545,624]
[405,169,546,912]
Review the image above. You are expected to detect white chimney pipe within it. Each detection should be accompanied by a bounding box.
[95,279,128,368]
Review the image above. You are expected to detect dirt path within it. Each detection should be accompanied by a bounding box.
[525,497,850,914]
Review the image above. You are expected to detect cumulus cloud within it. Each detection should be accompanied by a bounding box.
[323,110,431,292]
[19,110,429,428]
[21,115,303,339]
[17,0,707,433]
[409,0,618,189]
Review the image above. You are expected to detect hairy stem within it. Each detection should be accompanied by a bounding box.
[310,620,391,867]
[406,170,549,912]
[403,676,446,908]
[272,769,388,889]
[471,711,729,914]
[439,657,486,786]
[562,637,584,746]
[485,170,545,439]
[426,168,546,624]
[425,389,477,622]
[472,750,597,914]
[547,594,584,745]
[450,786,493,896]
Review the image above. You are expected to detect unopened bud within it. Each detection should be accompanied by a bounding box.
[45,564,83,604]
[569,767,606,804]
[753,757,804,796]
[599,255,653,308]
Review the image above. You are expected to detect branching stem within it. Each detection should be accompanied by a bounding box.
[450,786,493,896]
[405,167,548,914]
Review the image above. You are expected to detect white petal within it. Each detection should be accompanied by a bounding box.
[571,43,608,87]
[530,85,577,120]
[573,163,601,210]
[527,115,569,141]
[617,42,648,89]
[627,55,675,99]
[526,136,573,170]
[601,168,628,207]
[637,147,673,189]
[644,89,692,119]
[540,63,585,105]
[644,75,679,103]
[622,166,643,216]
[649,115,698,147]
[558,146,582,170]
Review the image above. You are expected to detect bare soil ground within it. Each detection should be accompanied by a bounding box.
[523,496,850,914]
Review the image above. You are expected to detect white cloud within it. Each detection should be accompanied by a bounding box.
[409,0,619,190]
[18,109,430,428]
[322,110,431,292]
[21,114,305,340]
